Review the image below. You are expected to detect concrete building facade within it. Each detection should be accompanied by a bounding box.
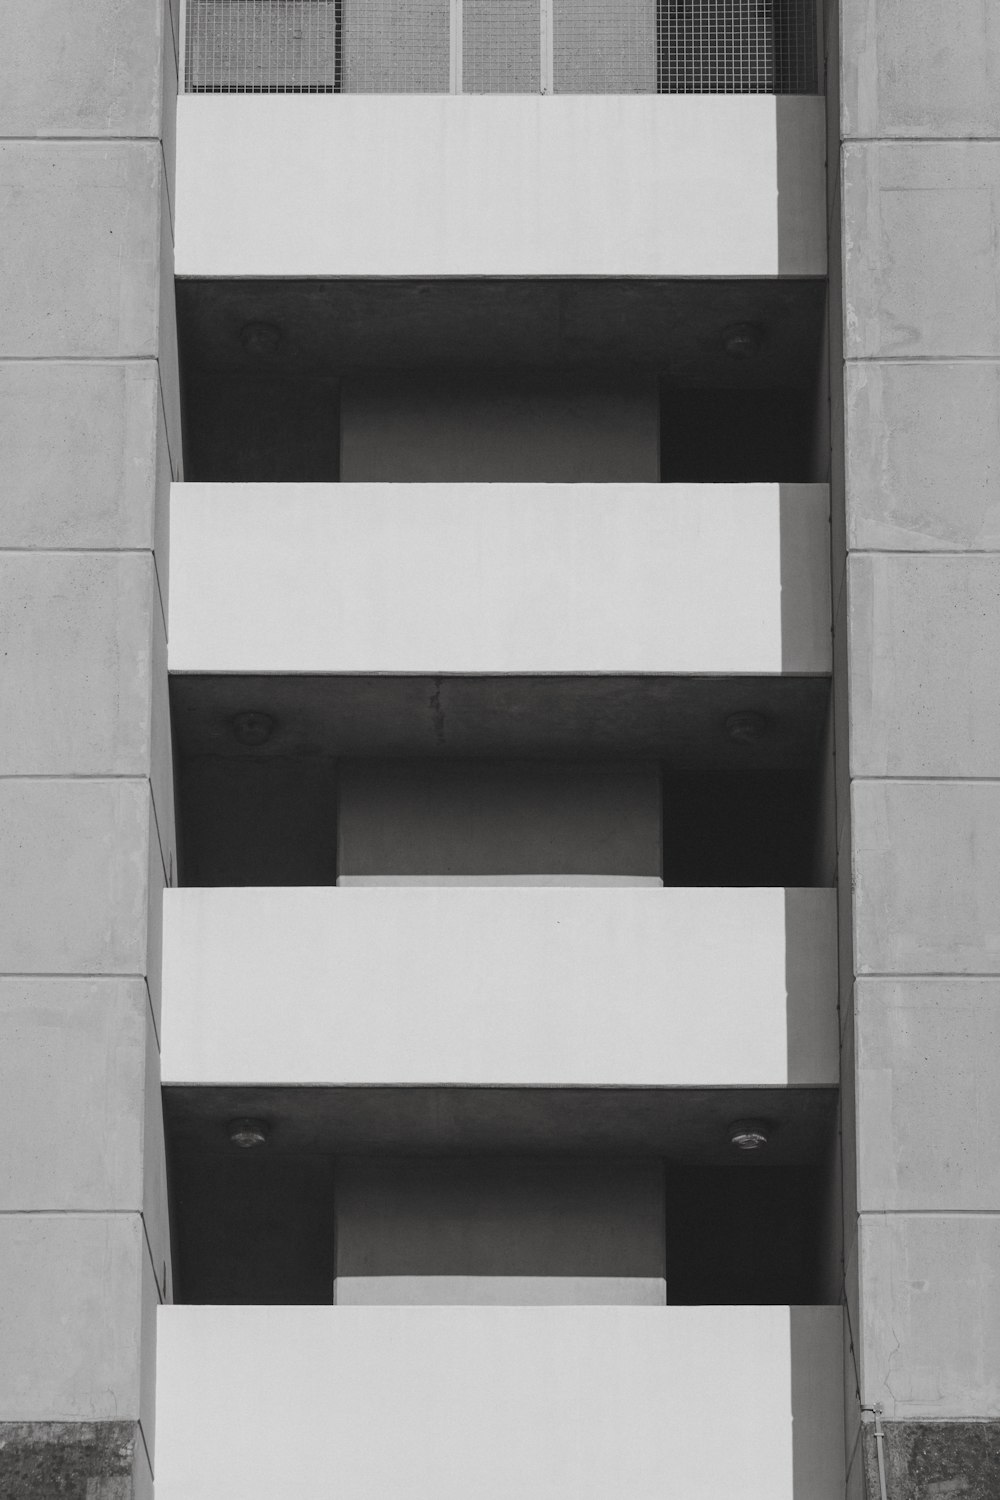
[0,0,997,1495]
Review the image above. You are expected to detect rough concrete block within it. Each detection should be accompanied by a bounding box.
[852,780,1000,975]
[849,553,1000,777]
[0,142,162,357]
[862,1420,1000,1500]
[337,760,662,877]
[859,1213,1000,1417]
[0,0,168,138]
[150,590,176,876]
[856,978,1000,1213]
[0,553,157,776]
[0,778,150,974]
[847,361,1000,552]
[162,21,178,229]
[0,1214,153,1423]
[841,0,1000,139]
[843,142,1000,359]
[0,1421,149,1500]
[158,175,183,469]
[146,796,167,1035]
[0,361,161,549]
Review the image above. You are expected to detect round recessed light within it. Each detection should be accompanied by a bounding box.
[231,710,275,747]
[725,710,770,745]
[728,1119,770,1153]
[240,321,282,357]
[228,1118,269,1149]
[722,322,765,359]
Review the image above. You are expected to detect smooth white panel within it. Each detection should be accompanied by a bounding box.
[334,1275,666,1304]
[168,483,831,675]
[160,886,838,1086]
[156,1305,825,1500]
[174,95,826,277]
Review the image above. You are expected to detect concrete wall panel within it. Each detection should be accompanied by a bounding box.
[0,779,150,974]
[860,1214,1000,1417]
[0,553,156,776]
[844,142,1000,359]
[852,780,1000,975]
[174,95,827,277]
[156,1304,844,1500]
[0,0,168,138]
[856,978,1000,1213]
[0,142,162,357]
[160,885,838,1087]
[0,361,162,549]
[841,0,1000,139]
[846,361,1000,552]
[169,482,832,675]
[849,554,1000,777]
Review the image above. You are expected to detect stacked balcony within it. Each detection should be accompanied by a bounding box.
[157,2,839,1494]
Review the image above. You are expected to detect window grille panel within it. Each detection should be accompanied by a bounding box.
[185,0,340,91]
[463,0,541,94]
[553,0,655,93]
[656,0,817,93]
[342,0,450,92]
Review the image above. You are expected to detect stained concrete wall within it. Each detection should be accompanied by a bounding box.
[333,1157,666,1304]
[339,372,660,482]
[337,760,661,877]
[834,0,1000,1489]
[0,0,178,1491]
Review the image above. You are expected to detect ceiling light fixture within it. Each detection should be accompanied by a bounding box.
[722,322,765,359]
[725,710,770,745]
[228,1118,269,1149]
[231,710,275,746]
[728,1120,770,1153]
[240,321,282,357]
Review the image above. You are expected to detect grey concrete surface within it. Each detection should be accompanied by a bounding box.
[337,760,662,877]
[856,979,1000,1213]
[0,553,157,776]
[0,142,162,357]
[860,1213,1000,1417]
[0,361,163,549]
[843,142,1000,359]
[841,0,1000,139]
[0,1421,150,1500]
[0,779,151,974]
[0,0,169,138]
[340,372,659,482]
[852,780,1000,975]
[848,553,1000,777]
[861,1420,1000,1499]
[846,361,1000,552]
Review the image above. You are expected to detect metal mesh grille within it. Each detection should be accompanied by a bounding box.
[185,0,340,91]
[463,0,540,93]
[656,0,817,92]
[342,0,449,91]
[553,0,655,92]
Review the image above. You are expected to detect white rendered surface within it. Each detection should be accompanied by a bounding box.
[160,886,838,1086]
[155,1305,842,1500]
[168,483,831,675]
[174,95,825,276]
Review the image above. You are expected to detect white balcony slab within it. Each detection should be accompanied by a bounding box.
[155,1304,843,1500]
[175,95,825,277]
[160,886,838,1087]
[168,483,831,675]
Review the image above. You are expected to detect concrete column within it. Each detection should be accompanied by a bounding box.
[0,2,179,1495]
[834,2,1000,1494]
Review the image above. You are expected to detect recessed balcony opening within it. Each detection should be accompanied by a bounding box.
[172,677,832,887]
[177,279,827,483]
[165,1096,839,1305]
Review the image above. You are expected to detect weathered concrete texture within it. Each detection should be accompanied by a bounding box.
[0,142,162,357]
[852,780,1000,975]
[0,361,166,549]
[848,554,1000,777]
[0,1213,158,1439]
[860,1214,1000,1418]
[843,142,1000,359]
[0,779,151,974]
[0,1420,150,1500]
[0,553,159,776]
[846,361,1000,552]
[841,0,1000,139]
[856,980,1000,1213]
[862,1421,1000,1500]
[0,0,169,137]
